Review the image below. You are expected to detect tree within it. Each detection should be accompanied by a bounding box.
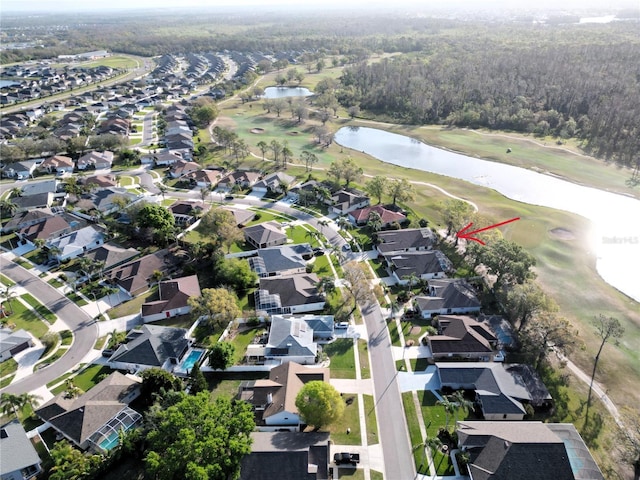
[436,395,457,431]
[143,392,254,480]
[199,208,242,252]
[0,198,18,218]
[328,157,362,187]
[440,199,475,239]
[217,257,258,291]
[469,238,536,288]
[449,390,473,424]
[188,287,240,330]
[158,183,168,201]
[140,367,184,406]
[342,262,374,316]
[191,103,219,129]
[504,281,557,331]
[0,393,23,418]
[367,211,383,232]
[0,285,16,315]
[269,139,282,166]
[295,381,344,430]
[188,362,208,395]
[48,441,102,480]
[281,141,293,169]
[136,203,175,246]
[365,176,388,204]
[348,105,360,119]
[256,140,268,161]
[520,312,579,371]
[208,342,235,370]
[387,178,414,206]
[586,315,624,422]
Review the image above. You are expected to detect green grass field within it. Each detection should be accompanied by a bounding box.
[327,394,361,445]
[2,299,49,339]
[324,338,356,379]
[20,293,56,324]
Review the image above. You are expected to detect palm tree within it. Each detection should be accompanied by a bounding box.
[0,198,17,218]
[1,285,16,315]
[449,390,473,424]
[158,184,168,201]
[317,219,329,237]
[402,273,420,294]
[0,393,23,418]
[336,216,351,232]
[436,396,457,431]
[20,392,42,414]
[305,229,320,246]
[256,140,268,161]
[367,211,382,232]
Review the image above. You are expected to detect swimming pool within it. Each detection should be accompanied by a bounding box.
[177,348,205,373]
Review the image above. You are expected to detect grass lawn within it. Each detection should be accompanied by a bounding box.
[337,469,364,480]
[370,471,384,480]
[21,293,57,324]
[47,371,75,388]
[369,259,388,279]
[0,358,18,378]
[363,394,378,445]
[327,394,361,445]
[38,348,68,375]
[311,253,332,277]
[228,327,262,365]
[357,339,370,379]
[287,225,319,246]
[324,339,356,379]
[0,375,15,388]
[401,391,426,473]
[388,320,402,348]
[13,257,33,269]
[106,287,157,318]
[153,314,196,329]
[208,379,242,401]
[80,55,139,69]
[67,291,88,306]
[60,330,73,346]
[417,390,460,438]
[0,274,15,287]
[47,277,64,288]
[2,299,49,339]
[72,364,113,392]
[94,335,108,350]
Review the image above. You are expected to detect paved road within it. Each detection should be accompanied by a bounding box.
[0,258,98,395]
[362,300,415,480]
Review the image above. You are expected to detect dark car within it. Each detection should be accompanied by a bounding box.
[334,452,360,465]
[224,195,234,200]
[313,247,325,256]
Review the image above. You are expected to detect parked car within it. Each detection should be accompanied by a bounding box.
[224,195,234,200]
[335,322,349,329]
[334,452,360,465]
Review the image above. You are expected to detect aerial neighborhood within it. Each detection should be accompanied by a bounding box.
[0,5,636,480]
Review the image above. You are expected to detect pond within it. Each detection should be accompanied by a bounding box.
[334,126,640,302]
[262,86,313,99]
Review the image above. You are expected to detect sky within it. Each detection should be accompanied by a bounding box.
[2,0,637,13]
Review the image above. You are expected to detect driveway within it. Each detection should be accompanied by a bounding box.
[0,255,98,395]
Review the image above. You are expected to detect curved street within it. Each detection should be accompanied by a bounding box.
[0,257,98,395]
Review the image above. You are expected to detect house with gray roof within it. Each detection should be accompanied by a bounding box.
[437,362,552,420]
[427,315,498,362]
[252,172,295,194]
[328,188,369,215]
[264,315,318,365]
[244,221,288,249]
[17,215,72,245]
[19,179,61,198]
[238,362,330,430]
[35,372,141,452]
[223,206,256,227]
[2,160,37,180]
[107,249,178,296]
[141,275,201,323]
[375,228,437,254]
[382,250,452,284]
[0,419,42,480]
[108,325,190,373]
[46,225,105,261]
[81,242,139,271]
[255,274,325,315]
[240,431,330,480]
[413,278,481,317]
[248,244,312,277]
[77,150,114,170]
[1,208,55,234]
[0,329,34,363]
[11,192,54,213]
[456,421,604,480]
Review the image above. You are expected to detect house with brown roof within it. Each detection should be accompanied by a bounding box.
[186,168,224,188]
[427,315,498,362]
[456,421,604,480]
[255,273,325,315]
[141,275,201,322]
[169,159,200,179]
[35,372,142,452]
[348,205,406,227]
[77,151,114,170]
[81,242,139,272]
[84,174,118,189]
[218,170,261,190]
[1,208,55,234]
[107,249,178,296]
[17,215,72,245]
[244,221,288,249]
[39,155,74,175]
[223,207,256,227]
[238,362,330,431]
[413,278,481,317]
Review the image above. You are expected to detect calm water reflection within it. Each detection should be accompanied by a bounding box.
[262,87,313,99]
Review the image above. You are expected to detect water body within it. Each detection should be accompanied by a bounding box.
[262,86,313,99]
[335,126,640,302]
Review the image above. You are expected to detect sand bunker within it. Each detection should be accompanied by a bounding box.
[549,228,576,240]
[250,128,265,134]
[288,131,300,135]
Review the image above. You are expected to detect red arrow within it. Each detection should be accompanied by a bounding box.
[456,217,520,245]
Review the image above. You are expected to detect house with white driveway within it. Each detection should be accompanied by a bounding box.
[413,278,481,317]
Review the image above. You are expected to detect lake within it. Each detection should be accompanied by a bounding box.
[335,126,640,302]
[262,86,313,99]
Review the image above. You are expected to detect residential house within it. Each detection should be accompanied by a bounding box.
[11,193,54,213]
[19,179,61,198]
[348,205,406,227]
[141,151,183,166]
[169,160,200,179]
[239,432,330,480]
[238,362,330,431]
[244,222,288,249]
[437,362,552,420]
[84,174,118,189]
[46,225,105,261]
[108,325,190,373]
[413,278,481,317]
[39,155,74,175]
[479,314,518,352]
[77,151,114,170]
[382,250,452,284]
[169,201,204,226]
[2,160,37,180]
[223,207,256,227]
[248,244,313,277]
[16,215,72,246]
[0,419,42,480]
[87,187,139,214]
[375,228,437,255]
[328,188,369,215]
[456,421,604,480]
[141,275,201,323]
[252,172,295,194]
[1,208,55,234]
[35,372,142,452]
[218,170,261,190]
[107,249,179,296]
[427,315,498,362]
[81,242,139,272]
[0,329,34,363]
[186,168,224,188]
[254,273,325,315]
